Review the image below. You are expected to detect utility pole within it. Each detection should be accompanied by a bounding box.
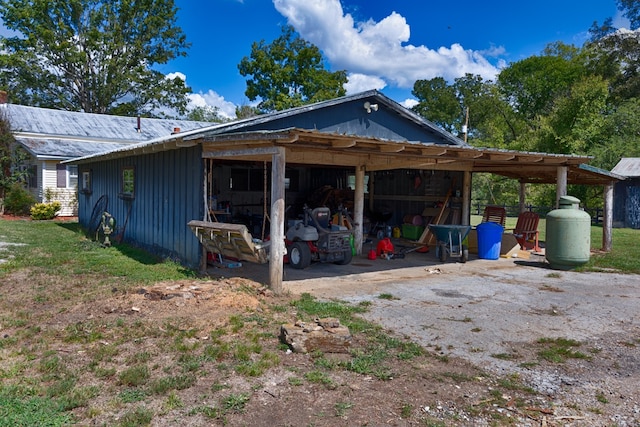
[462,106,469,143]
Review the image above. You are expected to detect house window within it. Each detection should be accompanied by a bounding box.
[56,164,66,188]
[81,170,92,194]
[55,164,78,188]
[27,165,37,189]
[121,167,135,198]
[68,165,78,188]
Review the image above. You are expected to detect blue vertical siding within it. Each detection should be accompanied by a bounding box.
[77,146,204,268]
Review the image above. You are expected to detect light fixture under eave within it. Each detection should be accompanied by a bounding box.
[364,101,379,113]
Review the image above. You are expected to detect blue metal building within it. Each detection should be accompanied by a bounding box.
[64,90,613,283]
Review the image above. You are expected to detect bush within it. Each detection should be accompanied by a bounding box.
[3,183,36,215]
[30,201,62,220]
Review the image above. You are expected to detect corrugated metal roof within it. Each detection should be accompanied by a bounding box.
[612,157,640,177]
[66,90,467,165]
[5,103,215,159]
[6,104,214,141]
[17,137,130,159]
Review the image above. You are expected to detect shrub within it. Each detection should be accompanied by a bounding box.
[30,201,62,220]
[3,183,36,215]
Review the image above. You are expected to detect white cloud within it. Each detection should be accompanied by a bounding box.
[343,73,386,94]
[165,71,186,81]
[188,90,237,120]
[401,98,419,109]
[164,72,237,119]
[273,0,501,89]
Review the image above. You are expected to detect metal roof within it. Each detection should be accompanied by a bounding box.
[64,90,466,165]
[5,103,214,159]
[612,158,640,178]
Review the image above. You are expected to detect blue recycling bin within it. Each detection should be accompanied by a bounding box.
[476,222,503,260]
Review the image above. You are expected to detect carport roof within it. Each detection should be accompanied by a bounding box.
[68,127,620,186]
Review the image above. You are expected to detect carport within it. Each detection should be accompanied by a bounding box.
[185,127,620,293]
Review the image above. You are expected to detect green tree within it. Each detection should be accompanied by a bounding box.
[411,77,461,133]
[235,104,260,120]
[0,0,191,116]
[498,47,584,123]
[0,110,31,203]
[589,98,640,170]
[186,105,227,123]
[617,0,640,29]
[411,74,523,149]
[238,25,347,112]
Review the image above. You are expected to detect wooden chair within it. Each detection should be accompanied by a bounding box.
[506,211,541,252]
[481,205,506,227]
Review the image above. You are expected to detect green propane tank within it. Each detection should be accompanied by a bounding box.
[545,195,591,270]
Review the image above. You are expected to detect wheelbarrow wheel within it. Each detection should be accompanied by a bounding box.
[461,245,468,263]
[439,243,447,262]
[289,241,311,269]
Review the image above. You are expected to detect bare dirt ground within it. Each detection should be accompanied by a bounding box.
[1,231,639,426]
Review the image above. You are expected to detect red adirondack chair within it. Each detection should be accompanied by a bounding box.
[481,205,506,227]
[506,211,541,252]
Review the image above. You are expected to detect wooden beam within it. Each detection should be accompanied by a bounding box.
[454,150,484,159]
[354,166,365,255]
[603,183,613,252]
[421,147,448,156]
[462,171,471,226]
[331,139,356,148]
[379,144,405,153]
[202,146,283,159]
[269,147,286,295]
[487,153,516,161]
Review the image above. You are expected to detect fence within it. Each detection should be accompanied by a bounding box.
[473,203,603,224]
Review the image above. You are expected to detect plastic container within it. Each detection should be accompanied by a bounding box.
[476,222,503,260]
[545,196,591,270]
[401,224,425,240]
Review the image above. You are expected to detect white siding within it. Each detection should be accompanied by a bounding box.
[41,161,78,216]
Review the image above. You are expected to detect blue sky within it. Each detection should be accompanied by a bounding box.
[162,0,626,119]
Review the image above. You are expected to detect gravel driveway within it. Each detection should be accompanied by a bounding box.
[286,256,640,425]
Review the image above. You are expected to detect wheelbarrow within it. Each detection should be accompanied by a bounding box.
[428,224,472,263]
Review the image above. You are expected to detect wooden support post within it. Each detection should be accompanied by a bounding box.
[461,171,471,226]
[269,147,286,295]
[519,181,527,213]
[353,166,365,255]
[603,183,613,252]
[556,166,568,208]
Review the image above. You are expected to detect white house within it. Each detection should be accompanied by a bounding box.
[2,95,211,216]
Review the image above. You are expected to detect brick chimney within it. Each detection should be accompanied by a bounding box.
[0,90,7,105]
[171,127,181,134]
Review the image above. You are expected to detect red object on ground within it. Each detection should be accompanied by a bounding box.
[376,238,394,256]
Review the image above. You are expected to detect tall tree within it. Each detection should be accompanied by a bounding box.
[618,0,640,29]
[0,0,191,116]
[411,77,460,133]
[498,50,584,123]
[238,25,347,112]
[411,74,522,148]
